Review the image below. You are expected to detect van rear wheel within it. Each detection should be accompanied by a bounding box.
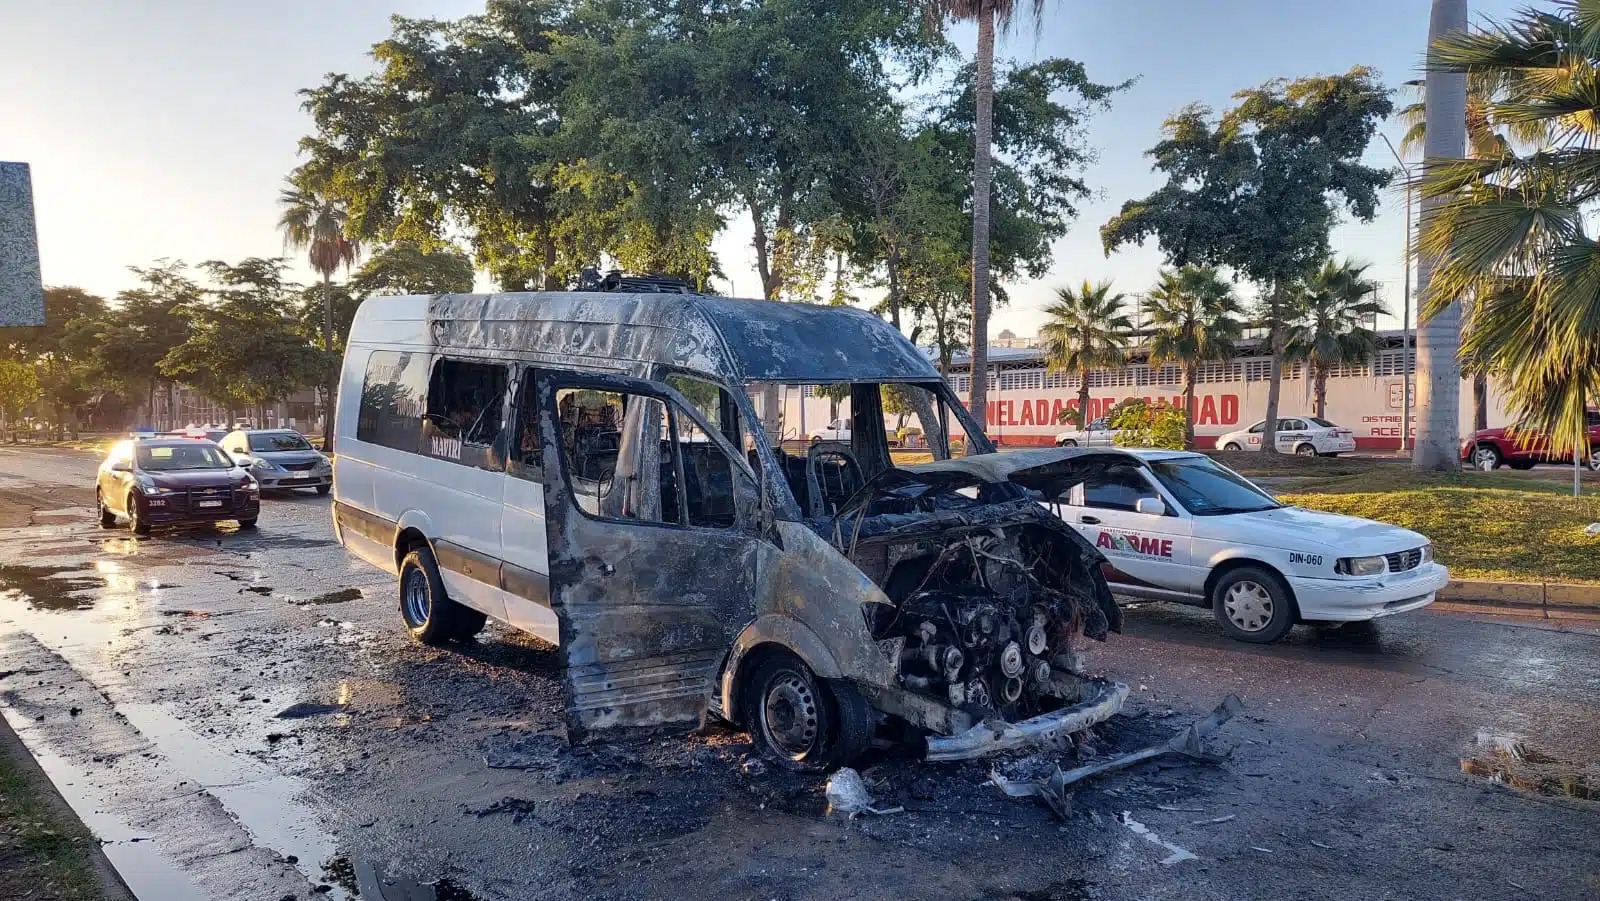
[742,653,872,772]
[398,545,483,645]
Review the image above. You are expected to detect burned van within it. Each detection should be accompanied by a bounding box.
[332,290,1127,769]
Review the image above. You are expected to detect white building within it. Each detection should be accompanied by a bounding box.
[773,331,1506,450]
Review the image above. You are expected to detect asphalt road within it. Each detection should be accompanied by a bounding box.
[0,445,1596,901]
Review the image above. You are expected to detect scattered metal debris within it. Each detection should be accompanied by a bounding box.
[985,695,1242,820]
[1120,812,1197,865]
[1190,814,1235,825]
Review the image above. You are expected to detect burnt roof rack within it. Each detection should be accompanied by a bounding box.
[575,267,699,295]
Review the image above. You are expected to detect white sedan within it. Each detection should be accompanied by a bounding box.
[1215,417,1356,456]
[1054,417,1118,447]
[1043,449,1446,643]
[808,418,851,443]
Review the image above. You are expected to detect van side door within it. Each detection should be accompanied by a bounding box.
[418,357,512,624]
[538,371,764,743]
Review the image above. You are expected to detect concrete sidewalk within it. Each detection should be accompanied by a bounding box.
[1439,579,1600,617]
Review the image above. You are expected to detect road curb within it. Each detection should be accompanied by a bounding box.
[1440,579,1600,615]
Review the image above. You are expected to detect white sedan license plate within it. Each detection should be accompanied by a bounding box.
[197,500,223,508]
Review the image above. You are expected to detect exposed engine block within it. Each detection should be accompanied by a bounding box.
[870,529,1093,720]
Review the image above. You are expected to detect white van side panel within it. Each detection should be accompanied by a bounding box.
[334,337,549,633]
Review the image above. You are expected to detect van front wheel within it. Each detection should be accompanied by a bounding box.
[742,653,872,772]
[398,545,482,645]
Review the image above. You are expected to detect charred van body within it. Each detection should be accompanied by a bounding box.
[332,291,1129,770]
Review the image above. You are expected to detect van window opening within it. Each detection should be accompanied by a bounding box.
[426,359,509,446]
[556,387,751,528]
[356,350,429,452]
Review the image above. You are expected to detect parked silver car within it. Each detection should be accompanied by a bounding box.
[221,429,332,494]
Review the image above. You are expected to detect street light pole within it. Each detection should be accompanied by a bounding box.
[1381,133,1414,454]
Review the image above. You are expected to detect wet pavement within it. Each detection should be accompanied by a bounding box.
[0,445,1597,900]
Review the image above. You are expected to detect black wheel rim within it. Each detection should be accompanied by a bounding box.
[402,567,430,626]
[760,670,821,759]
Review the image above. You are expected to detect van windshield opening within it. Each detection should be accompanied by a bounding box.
[740,380,987,518]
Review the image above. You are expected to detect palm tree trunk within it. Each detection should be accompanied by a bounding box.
[965,6,996,450]
[1473,372,1488,431]
[1413,0,1468,471]
[1315,366,1329,420]
[1261,287,1285,454]
[1076,368,1091,431]
[1183,366,1196,449]
[322,273,337,453]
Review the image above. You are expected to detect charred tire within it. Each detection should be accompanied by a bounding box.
[1294,443,1318,457]
[1223,442,1242,452]
[742,653,869,772]
[315,485,331,496]
[397,545,477,646]
[237,517,258,529]
[1211,566,1298,643]
[96,490,116,528]
[1057,439,1078,448]
[1472,444,1502,471]
[127,493,151,536]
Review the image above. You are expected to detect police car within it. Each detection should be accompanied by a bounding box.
[1043,449,1446,642]
[1215,417,1357,456]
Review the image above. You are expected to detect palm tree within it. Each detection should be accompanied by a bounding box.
[1038,280,1133,429]
[1397,68,1542,434]
[278,177,359,451]
[1410,0,1468,472]
[1286,260,1385,421]
[1418,2,1600,484]
[1144,267,1243,448]
[922,0,1045,445]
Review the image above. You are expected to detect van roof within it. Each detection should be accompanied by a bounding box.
[351,292,940,385]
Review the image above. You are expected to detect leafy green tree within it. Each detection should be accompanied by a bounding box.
[350,242,475,297]
[1415,1,1600,473]
[1285,259,1384,421]
[1144,266,1243,447]
[2,287,110,437]
[279,178,359,449]
[91,261,199,427]
[1106,397,1186,450]
[160,259,326,423]
[0,360,41,435]
[1038,280,1133,431]
[1102,67,1392,453]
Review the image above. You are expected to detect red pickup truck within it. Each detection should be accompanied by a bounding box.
[1461,412,1600,471]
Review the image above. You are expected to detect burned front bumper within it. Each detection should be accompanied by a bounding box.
[857,670,1129,762]
[925,676,1128,761]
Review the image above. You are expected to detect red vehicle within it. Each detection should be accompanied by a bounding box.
[1461,412,1600,472]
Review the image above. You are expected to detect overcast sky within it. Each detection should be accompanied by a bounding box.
[3,1,1524,337]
